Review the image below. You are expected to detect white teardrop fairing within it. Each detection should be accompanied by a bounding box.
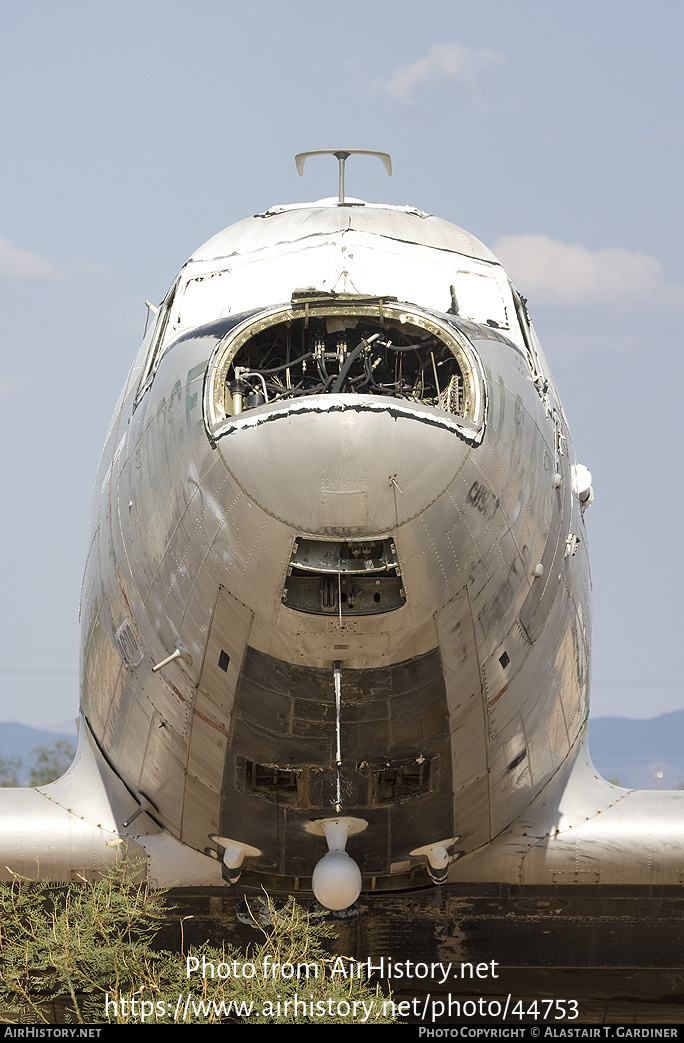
[312,851,362,910]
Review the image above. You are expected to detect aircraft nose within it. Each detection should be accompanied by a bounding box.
[213,399,473,533]
[203,299,486,532]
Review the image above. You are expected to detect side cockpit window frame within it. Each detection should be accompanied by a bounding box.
[509,281,547,391]
[134,277,180,408]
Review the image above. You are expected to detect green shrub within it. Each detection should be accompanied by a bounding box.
[0,741,77,788]
[0,861,396,1025]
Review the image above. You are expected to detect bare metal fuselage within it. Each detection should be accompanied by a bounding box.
[2,195,682,895]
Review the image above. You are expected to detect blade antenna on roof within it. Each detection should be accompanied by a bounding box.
[294,149,392,204]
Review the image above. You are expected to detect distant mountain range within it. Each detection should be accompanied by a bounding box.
[0,712,683,791]
[587,709,684,790]
[0,721,76,763]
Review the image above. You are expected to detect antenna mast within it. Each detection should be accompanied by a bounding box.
[295,148,392,204]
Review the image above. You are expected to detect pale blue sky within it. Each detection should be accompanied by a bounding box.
[0,0,682,727]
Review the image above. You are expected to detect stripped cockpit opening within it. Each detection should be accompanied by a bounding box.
[226,312,465,412]
[204,295,486,436]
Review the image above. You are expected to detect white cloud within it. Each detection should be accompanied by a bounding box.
[0,236,58,279]
[372,42,504,108]
[492,234,671,306]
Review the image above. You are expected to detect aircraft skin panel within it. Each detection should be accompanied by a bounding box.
[183,205,502,334]
[180,586,254,850]
[3,184,684,897]
[437,589,491,851]
[448,735,684,885]
[137,707,188,831]
[213,405,475,532]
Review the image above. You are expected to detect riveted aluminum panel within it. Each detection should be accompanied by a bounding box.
[181,587,253,850]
